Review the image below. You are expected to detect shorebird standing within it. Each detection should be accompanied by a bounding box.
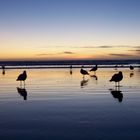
[1,65,5,75]
[90,65,98,74]
[70,65,73,75]
[17,70,27,86]
[80,68,89,78]
[114,65,118,70]
[110,71,123,86]
[130,65,134,70]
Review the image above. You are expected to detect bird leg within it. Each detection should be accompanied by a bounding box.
[118,82,120,87]
[24,81,25,88]
[20,81,22,88]
[115,82,117,87]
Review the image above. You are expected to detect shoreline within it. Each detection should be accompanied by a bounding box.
[0,65,139,69]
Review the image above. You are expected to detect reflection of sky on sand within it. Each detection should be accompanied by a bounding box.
[0,68,140,100]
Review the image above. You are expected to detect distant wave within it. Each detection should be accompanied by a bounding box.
[0,60,140,68]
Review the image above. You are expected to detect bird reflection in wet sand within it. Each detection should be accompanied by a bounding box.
[90,74,98,84]
[17,87,27,100]
[109,87,123,103]
[80,78,89,88]
[130,72,134,78]
[90,74,98,80]
[70,69,73,75]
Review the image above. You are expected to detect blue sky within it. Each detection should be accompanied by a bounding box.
[0,0,140,60]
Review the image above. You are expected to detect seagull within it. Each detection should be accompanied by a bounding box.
[2,65,5,70]
[16,70,27,86]
[110,71,123,86]
[114,65,118,70]
[130,65,134,70]
[70,65,72,69]
[80,68,89,78]
[1,65,5,75]
[90,65,98,73]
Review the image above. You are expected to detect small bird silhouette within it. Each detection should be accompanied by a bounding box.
[90,65,98,73]
[130,65,134,70]
[110,71,123,86]
[114,65,118,70]
[80,68,89,78]
[1,65,5,75]
[70,65,72,69]
[2,65,5,70]
[69,65,73,75]
[17,71,27,86]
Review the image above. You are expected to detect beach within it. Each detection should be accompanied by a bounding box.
[0,67,140,139]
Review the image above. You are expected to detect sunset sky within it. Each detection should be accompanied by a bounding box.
[0,0,140,60]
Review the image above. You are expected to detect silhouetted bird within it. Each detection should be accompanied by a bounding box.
[110,89,123,102]
[1,65,5,75]
[110,71,123,86]
[80,68,89,78]
[70,65,72,69]
[114,65,118,70]
[2,65,5,70]
[130,65,134,70]
[17,87,27,100]
[90,65,98,73]
[69,65,73,75]
[17,71,27,86]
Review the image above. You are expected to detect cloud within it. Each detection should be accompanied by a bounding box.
[129,50,140,52]
[78,45,140,49]
[135,50,140,52]
[96,46,113,48]
[36,51,75,56]
[78,45,113,49]
[63,51,75,54]
[36,53,55,56]
[36,45,67,48]
[128,49,140,53]
[109,53,133,57]
[77,45,135,49]
[133,46,140,48]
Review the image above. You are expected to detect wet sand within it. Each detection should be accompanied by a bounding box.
[0,68,140,139]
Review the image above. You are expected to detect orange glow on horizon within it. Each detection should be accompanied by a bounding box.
[0,38,140,60]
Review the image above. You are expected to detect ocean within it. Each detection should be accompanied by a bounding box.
[0,59,140,69]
